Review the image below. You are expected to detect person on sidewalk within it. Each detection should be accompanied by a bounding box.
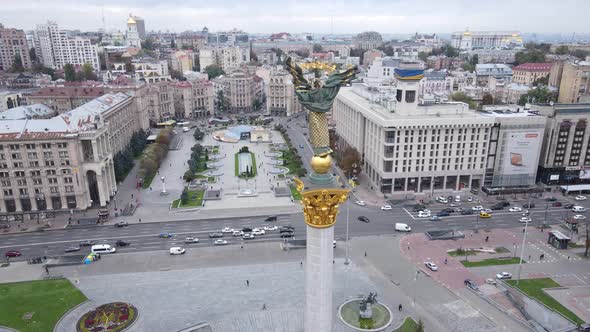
[246,280,250,287]
[398,304,402,311]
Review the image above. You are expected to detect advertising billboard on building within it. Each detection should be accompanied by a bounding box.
[502,131,543,175]
[580,167,590,179]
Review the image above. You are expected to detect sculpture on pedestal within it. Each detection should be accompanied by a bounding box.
[359,292,378,319]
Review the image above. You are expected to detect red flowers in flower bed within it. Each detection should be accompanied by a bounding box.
[77,302,138,332]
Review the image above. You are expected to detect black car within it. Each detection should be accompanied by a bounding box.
[523,203,535,209]
[546,197,558,201]
[115,240,130,247]
[280,232,294,238]
[79,240,95,246]
[358,216,370,223]
[264,216,277,222]
[280,227,295,233]
[564,203,575,209]
[442,208,455,213]
[491,205,504,210]
[500,201,511,207]
[461,210,474,215]
[437,211,450,217]
[242,227,253,233]
[412,204,426,212]
[208,232,223,238]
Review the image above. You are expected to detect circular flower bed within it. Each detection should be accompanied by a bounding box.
[76,302,138,332]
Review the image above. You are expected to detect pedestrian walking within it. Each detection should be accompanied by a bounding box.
[528,255,531,260]
[485,236,489,242]
[300,261,303,267]
[139,218,142,223]
[364,251,367,257]
[444,258,448,264]
[246,280,250,287]
[398,304,402,311]
[44,266,49,274]
[262,303,266,310]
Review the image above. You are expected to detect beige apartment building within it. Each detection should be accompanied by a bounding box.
[0,23,32,72]
[216,70,263,113]
[512,63,553,86]
[264,69,306,117]
[172,80,214,119]
[557,61,590,103]
[0,93,141,214]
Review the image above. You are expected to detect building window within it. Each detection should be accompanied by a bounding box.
[11,153,21,159]
[9,144,19,150]
[25,144,36,150]
[57,143,67,149]
[1,180,10,187]
[27,152,37,159]
[48,178,57,184]
[405,90,416,103]
[13,162,23,168]
[65,185,74,193]
[45,160,55,167]
[42,143,51,149]
[50,186,59,194]
[33,178,42,185]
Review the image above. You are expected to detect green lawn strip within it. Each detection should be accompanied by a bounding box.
[234,153,239,177]
[448,249,478,257]
[194,174,207,179]
[250,152,257,176]
[495,247,510,253]
[141,172,155,189]
[568,242,584,248]
[280,149,303,174]
[461,257,523,267]
[289,184,302,200]
[0,279,87,332]
[506,278,584,325]
[207,176,216,183]
[392,316,419,332]
[172,190,204,208]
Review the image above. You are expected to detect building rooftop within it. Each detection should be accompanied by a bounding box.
[29,86,105,98]
[513,63,553,72]
[0,93,130,139]
[475,64,513,76]
[0,104,56,120]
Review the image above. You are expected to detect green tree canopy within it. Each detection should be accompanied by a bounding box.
[81,63,97,81]
[312,44,323,53]
[10,54,25,73]
[450,92,477,109]
[481,93,494,105]
[515,49,546,65]
[141,38,156,50]
[517,86,556,106]
[555,45,569,55]
[63,63,76,82]
[205,65,224,79]
[417,52,428,62]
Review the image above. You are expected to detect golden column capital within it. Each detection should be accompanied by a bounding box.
[298,187,349,229]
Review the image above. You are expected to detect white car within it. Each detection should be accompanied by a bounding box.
[184,237,199,244]
[355,201,366,206]
[263,225,278,231]
[520,217,531,223]
[496,272,512,279]
[214,239,228,246]
[509,207,522,212]
[575,195,587,201]
[221,227,234,233]
[232,230,244,237]
[483,208,493,213]
[573,214,586,220]
[425,261,438,271]
[438,198,448,204]
[472,206,484,211]
[252,228,265,235]
[417,212,431,218]
[381,205,392,211]
[169,247,185,255]
[242,233,255,240]
[450,202,461,207]
[467,197,473,202]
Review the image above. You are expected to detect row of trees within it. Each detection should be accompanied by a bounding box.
[64,63,98,81]
[138,128,172,186]
[113,129,148,182]
[184,143,208,182]
[275,124,307,177]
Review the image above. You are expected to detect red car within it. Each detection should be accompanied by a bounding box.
[552,202,562,207]
[5,250,21,258]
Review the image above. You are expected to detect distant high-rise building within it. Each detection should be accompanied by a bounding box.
[451,30,523,50]
[33,21,100,70]
[126,14,142,48]
[352,31,383,50]
[132,15,145,39]
[0,23,32,72]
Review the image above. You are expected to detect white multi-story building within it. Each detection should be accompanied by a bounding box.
[199,46,250,73]
[334,64,494,197]
[452,30,523,50]
[364,57,401,85]
[33,21,100,70]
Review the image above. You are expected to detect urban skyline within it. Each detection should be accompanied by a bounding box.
[3,0,590,35]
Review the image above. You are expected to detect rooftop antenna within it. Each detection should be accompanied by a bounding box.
[101,6,106,32]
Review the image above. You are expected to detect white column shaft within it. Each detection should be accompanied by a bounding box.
[305,225,334,332]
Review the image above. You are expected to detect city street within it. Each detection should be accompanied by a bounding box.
[0,194,583,261]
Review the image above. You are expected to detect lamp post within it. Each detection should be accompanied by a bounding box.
[517,211,530,285]
[160,176,167,195]
[413,270,420,307]
[513,242,518,258]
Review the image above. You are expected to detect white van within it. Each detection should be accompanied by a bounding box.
[395,223,412,232]
[572,206,587,213]
[169,247,186,255]
[455,195,461,203]
[90,244,116,254]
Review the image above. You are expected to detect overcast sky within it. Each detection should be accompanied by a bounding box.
[2,0,589,35]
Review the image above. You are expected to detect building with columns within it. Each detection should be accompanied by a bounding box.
[0,93,141,214]
[172,80,214,119]
[451,30,523,50]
